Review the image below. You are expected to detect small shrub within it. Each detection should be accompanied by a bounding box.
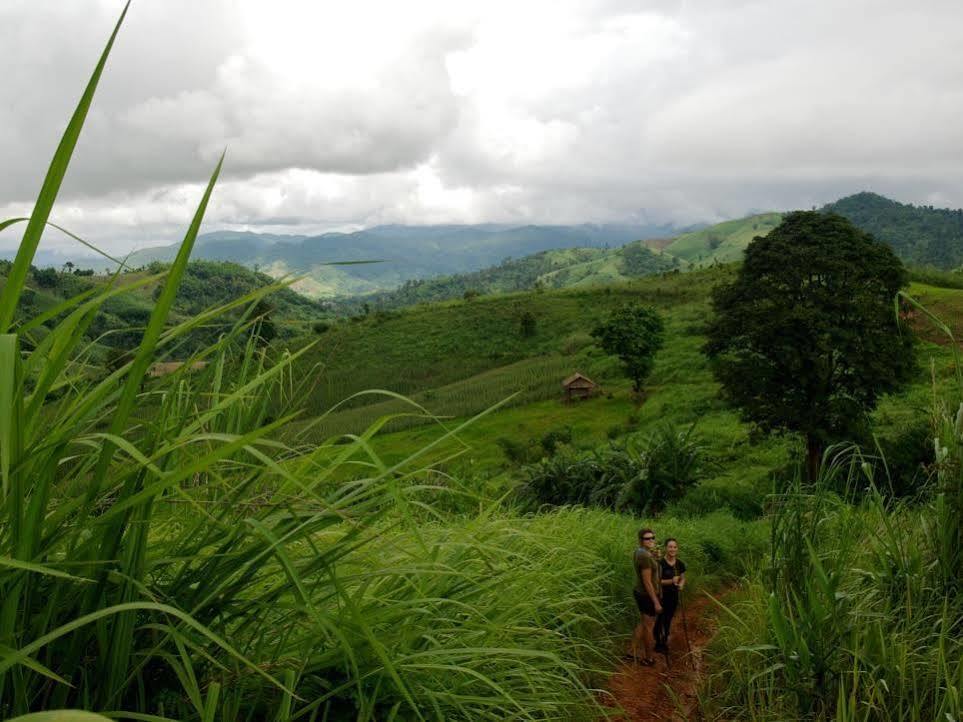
[312,321,331,334]
[522,425,703,515]
[519,310,537,338]
[33,266,59,288]
[616,423,704,515]
[874,419,935,497]
[497,436,538,464]
[540,427,573,456]
[667,479,764,520]
[699,538,725,566]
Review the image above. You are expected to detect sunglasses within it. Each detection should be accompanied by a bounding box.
[642,536,656,541]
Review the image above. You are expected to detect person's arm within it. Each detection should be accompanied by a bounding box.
[677,562,687,590]
[642,566,662,612]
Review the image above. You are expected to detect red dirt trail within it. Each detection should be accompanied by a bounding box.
[604,593,724,721]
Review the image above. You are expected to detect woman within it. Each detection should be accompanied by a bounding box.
[654,538,686,653]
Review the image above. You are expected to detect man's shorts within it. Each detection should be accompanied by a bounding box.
[633,589,658,617]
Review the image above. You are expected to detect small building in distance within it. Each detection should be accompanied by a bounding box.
[562,372,598,402]
[147,361,208,378]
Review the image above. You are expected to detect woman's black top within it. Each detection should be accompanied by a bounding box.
[659,557,686,602]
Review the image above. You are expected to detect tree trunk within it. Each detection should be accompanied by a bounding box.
[806,434,823,483]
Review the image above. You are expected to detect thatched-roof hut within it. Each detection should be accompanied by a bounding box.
[562,372,598,402]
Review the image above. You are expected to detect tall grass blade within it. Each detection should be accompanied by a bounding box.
[0,335,17,498]
[0,2,130,333]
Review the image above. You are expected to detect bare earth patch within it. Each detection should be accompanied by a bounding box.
[604,592,725,721]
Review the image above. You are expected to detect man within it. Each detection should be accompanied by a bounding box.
[631,528,662,665]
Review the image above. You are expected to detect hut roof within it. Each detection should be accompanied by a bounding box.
[562,372,596,388]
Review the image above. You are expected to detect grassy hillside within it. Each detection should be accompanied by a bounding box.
[282,265,953,519]
[662,212,783,264]
[291,268,712,416]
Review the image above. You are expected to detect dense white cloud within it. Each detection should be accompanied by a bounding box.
[1,0,962,254]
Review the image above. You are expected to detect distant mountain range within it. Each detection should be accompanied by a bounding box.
[329,242,680,313]
[9,192,963,303]
[330,213,780,312]
[327,193,963,311]
[118,223,687,298]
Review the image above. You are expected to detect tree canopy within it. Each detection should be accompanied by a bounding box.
[591,303,664,393]
[705,211,916,480]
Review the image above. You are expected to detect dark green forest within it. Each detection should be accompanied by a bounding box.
[825,191,963,268]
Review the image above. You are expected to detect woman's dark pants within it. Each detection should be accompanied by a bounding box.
[654,592,678,647]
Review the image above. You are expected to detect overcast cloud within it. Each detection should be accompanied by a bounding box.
[2,0,962,254]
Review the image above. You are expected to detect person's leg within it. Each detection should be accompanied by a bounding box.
[630,591,647,660]
[653,611,666,648]
[642,613,657,661]
[631,616,646,660]
[660,599,677,648]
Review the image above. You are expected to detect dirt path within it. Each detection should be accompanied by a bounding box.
[604,592,724,721]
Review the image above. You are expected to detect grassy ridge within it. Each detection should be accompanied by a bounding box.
[662,212,782,264]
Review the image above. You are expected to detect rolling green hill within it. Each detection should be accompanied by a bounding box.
[661,212,783,264]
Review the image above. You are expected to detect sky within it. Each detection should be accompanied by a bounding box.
[2,0,962,255]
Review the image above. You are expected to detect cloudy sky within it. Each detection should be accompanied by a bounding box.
[2,0,962,254]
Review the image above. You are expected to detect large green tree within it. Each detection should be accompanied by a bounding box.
[592,303,664,394]
[705,211,916,481]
